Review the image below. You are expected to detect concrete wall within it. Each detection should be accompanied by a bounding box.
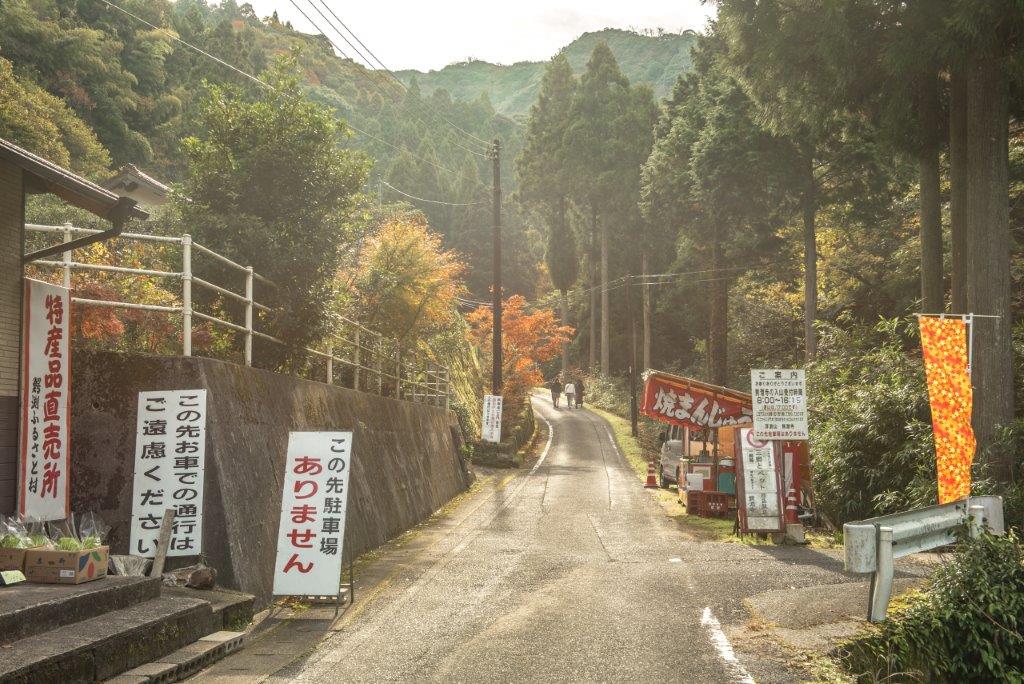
[0,160,23,514]
[70,351,471,607]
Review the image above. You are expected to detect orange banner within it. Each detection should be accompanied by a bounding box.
[919,317,976,503]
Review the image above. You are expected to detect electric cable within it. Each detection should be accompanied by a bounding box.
[380,181,486,207]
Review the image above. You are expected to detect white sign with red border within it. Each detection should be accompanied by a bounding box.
[273,432,353,596]
[737,428,783,532]
[19,278,71,522]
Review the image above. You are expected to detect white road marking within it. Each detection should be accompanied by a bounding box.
[530,410,554,475]
[701,607,756,684]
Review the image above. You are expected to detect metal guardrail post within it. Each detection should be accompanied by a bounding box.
[326,343,334,385]
[62,223,73,290]
[181,234,192,356]
[868,526,895,622]
[353,328,361,390]
[444,369,451,410]
[244,266,253,366]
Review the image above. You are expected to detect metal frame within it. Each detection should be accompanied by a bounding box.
[25,224,451,407]
[843,495,1004,622]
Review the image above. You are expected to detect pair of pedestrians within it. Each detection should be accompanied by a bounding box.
[549,377,585,409]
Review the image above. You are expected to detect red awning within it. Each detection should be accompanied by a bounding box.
[640,370,752,431]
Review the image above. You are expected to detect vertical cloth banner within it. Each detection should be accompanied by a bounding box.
[919,317,976,503]
[19,278,71,521]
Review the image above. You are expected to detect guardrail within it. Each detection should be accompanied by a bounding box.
[843,495,1004,622]
[25,223,450,408]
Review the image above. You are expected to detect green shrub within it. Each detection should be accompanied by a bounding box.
[579,373,632,417]
[836,531,1024,682]
[808,317,937,526]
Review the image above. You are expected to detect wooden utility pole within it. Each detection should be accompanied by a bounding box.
[491,139,503,394]
[626,275,639,437]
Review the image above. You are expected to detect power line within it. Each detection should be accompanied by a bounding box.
[99,0,463,180]
[295,0,490,159]
[381,180,485,207]
[313,1,494,149]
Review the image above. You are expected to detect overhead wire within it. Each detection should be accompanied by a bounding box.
[297,0,491,158]
[380,180,486,207]
[99,0,464,180]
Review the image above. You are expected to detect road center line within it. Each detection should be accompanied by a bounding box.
[701,607,756,684]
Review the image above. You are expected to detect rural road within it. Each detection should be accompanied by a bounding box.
[262,397,879,683]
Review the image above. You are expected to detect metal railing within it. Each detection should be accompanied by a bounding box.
[843,495,1004,622]
[26,223,450,407]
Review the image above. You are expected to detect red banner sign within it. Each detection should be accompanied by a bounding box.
[641,372,752,431]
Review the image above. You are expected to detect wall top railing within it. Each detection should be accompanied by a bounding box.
[25,223,450,409]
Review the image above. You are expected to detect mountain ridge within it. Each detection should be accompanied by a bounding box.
[396,28,699,117]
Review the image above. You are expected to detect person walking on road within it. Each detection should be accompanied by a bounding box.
[548,377,562,408]
[564,380,576,409]
[574,377,585,409]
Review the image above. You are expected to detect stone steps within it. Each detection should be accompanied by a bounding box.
[0,594,212,683]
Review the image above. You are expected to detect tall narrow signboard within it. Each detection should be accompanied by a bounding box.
[751,369,808,441]
[736,428,784,533]
[130,390,207,557]
[482,395,503,444]
[19,278,70,521]
[273,432,353,597]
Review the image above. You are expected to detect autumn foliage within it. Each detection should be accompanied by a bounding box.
[468,295,573,431]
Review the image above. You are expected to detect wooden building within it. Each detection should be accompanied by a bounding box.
[0,138,147,514]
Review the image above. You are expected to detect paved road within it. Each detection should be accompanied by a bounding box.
[278,399,857,683]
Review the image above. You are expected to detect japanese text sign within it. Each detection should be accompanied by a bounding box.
[19,279,71,521]
[640,373,752,431]
[751,369,808,440]
[482,395,502,444]
[130,390,207,557]
[737,428,783,532]
[273,432,352,596]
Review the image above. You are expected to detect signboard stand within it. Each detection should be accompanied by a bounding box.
[735,428,785,536]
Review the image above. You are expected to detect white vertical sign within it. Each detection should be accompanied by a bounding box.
[273,432,353,596]
[739,428,782,531]
[481,395,502,444]
[751,369,808,440]
[130,390,207,557]
[19,278,71,522]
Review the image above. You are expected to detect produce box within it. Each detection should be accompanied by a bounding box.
[0,547,28,572]
[23,546,109,584]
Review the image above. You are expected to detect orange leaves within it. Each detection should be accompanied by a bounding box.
[919,317,976,504]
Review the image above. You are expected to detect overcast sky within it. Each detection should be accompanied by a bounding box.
[245,1,715,72]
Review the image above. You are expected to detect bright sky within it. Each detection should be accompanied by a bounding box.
[246,1,715,72]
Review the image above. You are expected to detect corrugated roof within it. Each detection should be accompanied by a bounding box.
[0,138,148,222]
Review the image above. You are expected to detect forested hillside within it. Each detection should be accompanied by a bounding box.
[0,0,533,298]
[397,28,698,116]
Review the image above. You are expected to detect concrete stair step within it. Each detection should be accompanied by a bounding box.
[107,630,245,684]
[162,586,254,632]
[0,595,213,683]
[0,576,162,646]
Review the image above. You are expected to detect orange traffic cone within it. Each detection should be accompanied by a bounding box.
[644,461,659,488]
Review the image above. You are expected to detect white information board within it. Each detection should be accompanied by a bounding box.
[130,390,207,557]
[738,428,782,531]
[482,394,503,443]
[751,369,808,440]
[19,279,71,522]
[273,432,352,597]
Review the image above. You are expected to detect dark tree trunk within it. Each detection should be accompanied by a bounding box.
[964,54,1014,483]
[642,249,651,372]
[600,217,609,375]
[589,205,598,372]
[801,152,818,361]
[919,70,944,313]
[560,289,569,374]
[949,67,968,313]
[708,236,728,386]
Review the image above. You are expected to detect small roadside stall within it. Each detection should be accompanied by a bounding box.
[640,370,813,531]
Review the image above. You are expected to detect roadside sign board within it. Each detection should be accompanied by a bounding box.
[19,279,70,522]
[482,395,502,443]
[736,428,784,533]
[751,369,808,440]
[273,432,352,597]
[130,390,207,557]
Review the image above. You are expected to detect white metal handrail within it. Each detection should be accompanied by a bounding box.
[25,223,451,408]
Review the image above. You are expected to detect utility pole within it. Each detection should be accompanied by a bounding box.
[626,274,639,437]
[491,139,503,394]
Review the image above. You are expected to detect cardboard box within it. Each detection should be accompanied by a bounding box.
[23,546,109,584]
[0,547,28,572]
